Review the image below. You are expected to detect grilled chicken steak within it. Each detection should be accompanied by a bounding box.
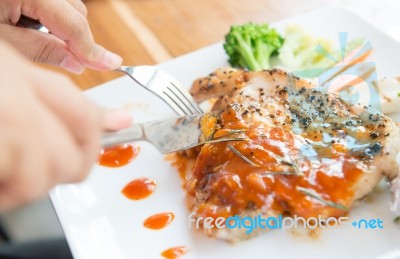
[172,68,399,242]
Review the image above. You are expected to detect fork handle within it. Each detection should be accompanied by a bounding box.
[17,15,49,32]
[101,124,144,148]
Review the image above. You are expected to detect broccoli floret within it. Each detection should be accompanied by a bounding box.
[223,23,284,71]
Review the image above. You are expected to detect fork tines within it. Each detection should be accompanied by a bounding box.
[163,82,203,115]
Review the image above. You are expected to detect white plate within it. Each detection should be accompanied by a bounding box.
[50,6,400,259]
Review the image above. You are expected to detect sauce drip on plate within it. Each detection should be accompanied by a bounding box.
[98,144,140,167]
[161,246,190,259]
[122,178,156,200]
[143,212,175,230]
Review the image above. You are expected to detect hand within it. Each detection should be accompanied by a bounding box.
[0,0,122,73]
[0,41,131,211]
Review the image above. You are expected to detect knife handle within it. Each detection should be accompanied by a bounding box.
[101,124,144,148]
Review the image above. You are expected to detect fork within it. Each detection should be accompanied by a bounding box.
[15,16,202,116]
[117,66,203,116]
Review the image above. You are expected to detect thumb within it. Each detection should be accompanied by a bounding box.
[0,24,84,74]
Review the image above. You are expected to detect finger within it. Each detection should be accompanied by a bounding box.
[30,91,87,183]
[4,0,86,24]
[0,24,84,73]
[65,0,87,16]
[22,0,122,70]
[0,63,51,210]
[30,68,103,174]
[1,70,86,183]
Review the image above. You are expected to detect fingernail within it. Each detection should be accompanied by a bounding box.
[104,109,132,131]
[60,56,85,74]
[104,51,123,69]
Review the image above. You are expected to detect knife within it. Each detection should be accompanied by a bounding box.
[101,112,242,154]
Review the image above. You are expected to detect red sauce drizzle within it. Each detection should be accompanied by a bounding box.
[98,144,140,167]
[161,246,190,259]
[143,212,175,230]
[171,107,369,221]
[121,178,156,200]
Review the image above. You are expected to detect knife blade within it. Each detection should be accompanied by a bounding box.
[101,112,230,154]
